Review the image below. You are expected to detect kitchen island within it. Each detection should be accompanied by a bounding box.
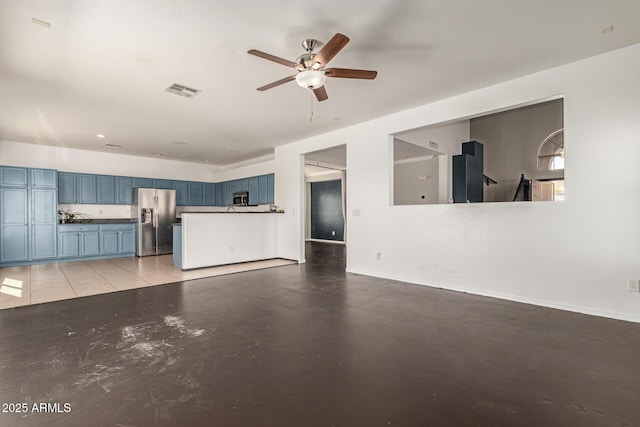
[179,212,279,270]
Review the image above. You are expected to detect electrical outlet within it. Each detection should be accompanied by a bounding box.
[331,230,335,236]
[628,279,640,292]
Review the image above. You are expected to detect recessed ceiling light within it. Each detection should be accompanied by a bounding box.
[153,153,164,156]
[174,141,187,145]
[229,150,240,154]
[31,18,51,28]
[96,134,106,138]
[105,143,122,148]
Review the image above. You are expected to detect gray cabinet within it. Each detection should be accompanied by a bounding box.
[267,174,274,203]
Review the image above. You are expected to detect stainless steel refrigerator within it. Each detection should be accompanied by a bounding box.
[132,188,176,256]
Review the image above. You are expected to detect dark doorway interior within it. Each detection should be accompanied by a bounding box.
[310,180,344,241]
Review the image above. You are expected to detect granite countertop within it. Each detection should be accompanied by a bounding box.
[59,218,137,224]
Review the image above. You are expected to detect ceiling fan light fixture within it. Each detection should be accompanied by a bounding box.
[296,70,326,89]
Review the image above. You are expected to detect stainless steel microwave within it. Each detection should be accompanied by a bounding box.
[233,191,249,206]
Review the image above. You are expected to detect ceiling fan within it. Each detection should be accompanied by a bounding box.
[247,33,377,102]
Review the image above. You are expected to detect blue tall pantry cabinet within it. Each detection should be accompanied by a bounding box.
[0,167,58,264]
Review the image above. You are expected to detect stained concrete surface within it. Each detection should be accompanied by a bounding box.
[0,242,638,426]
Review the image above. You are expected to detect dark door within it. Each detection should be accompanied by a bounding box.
[311,180,344,241]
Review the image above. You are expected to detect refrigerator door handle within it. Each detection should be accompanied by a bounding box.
[153,195,159,228]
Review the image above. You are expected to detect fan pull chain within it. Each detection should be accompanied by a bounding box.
[309,91,314,122]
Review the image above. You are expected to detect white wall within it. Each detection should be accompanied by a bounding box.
[0,140,217,181]
[275,43,640,323]
[394,158,440,205]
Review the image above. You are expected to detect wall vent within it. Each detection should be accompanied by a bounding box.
[165,83,201,98]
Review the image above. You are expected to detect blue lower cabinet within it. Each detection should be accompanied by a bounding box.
[80,232,100,256]
[100,231,119,255]
[59,223,135,260]
[58,233,80,258]
[59,224,100,258]
[120,229,135,254]
[100,224,136,255]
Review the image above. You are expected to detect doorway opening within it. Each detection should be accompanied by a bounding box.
[303,145,346,264]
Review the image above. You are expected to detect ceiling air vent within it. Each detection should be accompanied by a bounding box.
[165,83,201,98]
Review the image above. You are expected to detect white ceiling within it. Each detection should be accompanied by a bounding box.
[1,1,639,166]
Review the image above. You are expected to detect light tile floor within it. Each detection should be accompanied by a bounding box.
[0,256,296,310]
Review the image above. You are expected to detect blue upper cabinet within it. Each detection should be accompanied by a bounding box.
[132,177,153,188]
[31,169,57,188]
[204,183,216,206]
[115,176,132,204]
[257,175,269,204]
[239,179,249,192]
[77,174,97,204]
[173,180,189,206]
[267,174,274,203]
[248,177,259,205]
[188,182,204,206]
[0,166,28,187]
[97,175,115,204]
[153,179,173,189]
[58,172,76,203]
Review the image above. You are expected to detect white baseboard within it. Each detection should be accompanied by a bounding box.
[345,268,640,324]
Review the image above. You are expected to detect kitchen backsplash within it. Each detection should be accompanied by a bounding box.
[58,204,133,220]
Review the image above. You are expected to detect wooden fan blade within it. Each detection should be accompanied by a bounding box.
[312,33,349,68]
[324,68,378,79]
[257,75,296,91]
[248,49,296,68]
[313,86,328,102]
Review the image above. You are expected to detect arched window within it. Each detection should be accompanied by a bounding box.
[537,128,564,171]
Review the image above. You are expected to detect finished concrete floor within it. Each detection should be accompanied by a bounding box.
[0,242,638,426]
